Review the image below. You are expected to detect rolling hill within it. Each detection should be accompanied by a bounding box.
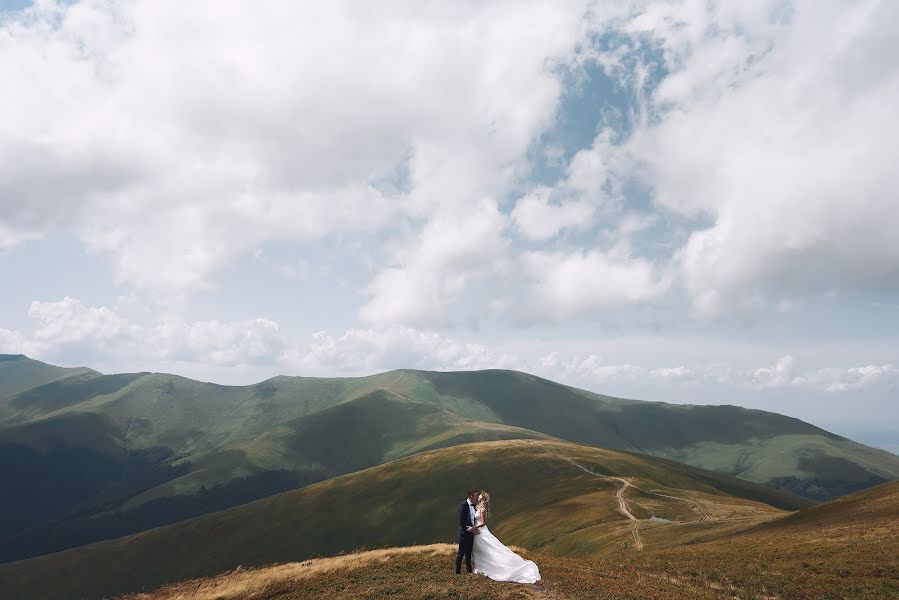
[0,354,96,400]
[0,384,551,562]
[110,481,899,600]
[0,439,811,600]
[638,479,899,598]
[0,464,899,600]
[1,354,897,562]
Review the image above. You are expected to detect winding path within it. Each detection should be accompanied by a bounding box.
[529,441,716,550]
[611,476,644,550]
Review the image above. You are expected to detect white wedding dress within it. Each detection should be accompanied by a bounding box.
[472,512,541,583]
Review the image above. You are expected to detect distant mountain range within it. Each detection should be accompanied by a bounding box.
[0,354,897,565]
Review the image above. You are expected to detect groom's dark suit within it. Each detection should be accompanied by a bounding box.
[455,500,475,574]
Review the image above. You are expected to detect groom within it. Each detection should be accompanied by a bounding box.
[455,488,481,574]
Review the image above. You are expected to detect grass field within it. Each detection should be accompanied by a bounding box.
[0,439,808,599]
[115,544,727,600]
[116,482,899,600]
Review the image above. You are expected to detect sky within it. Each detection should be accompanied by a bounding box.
[1,0,897,452]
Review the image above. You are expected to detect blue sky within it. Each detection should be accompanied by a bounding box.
[1,0,897,452]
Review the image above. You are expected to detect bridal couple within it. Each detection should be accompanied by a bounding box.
[455,488,541,583]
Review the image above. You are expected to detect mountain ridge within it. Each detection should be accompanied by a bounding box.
[0,355,896,563]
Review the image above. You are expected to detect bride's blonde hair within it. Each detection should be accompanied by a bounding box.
[477,490,491,516]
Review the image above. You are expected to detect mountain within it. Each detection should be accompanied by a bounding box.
[1,356,897,562]
[0,381,550,562]
[0,354,96,400]
[0,439,811,600]
[2,444,893,600]
[112,480,899,600]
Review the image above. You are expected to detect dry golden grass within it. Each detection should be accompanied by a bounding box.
[120,545,455,600]
[116,544,728,600]
[638,481,899,599]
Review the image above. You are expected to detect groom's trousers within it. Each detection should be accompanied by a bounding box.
[456,530,474,573]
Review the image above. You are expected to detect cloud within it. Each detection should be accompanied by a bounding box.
[567,355,646,381]
[650,365,695,380]
[24,296,143,361]
[587,0,899,317]
[750,355,800,389]
[0,296,286,367]
[0,0,591,299]
[811,364,899,393]
[510,186,594,241]
[151,318,285,366]
[721,355,898,393]
[1,296,895,403]
[292,325,520,373]
[0,327,37,357]
[520,247,670,320]
[360,200,508,326]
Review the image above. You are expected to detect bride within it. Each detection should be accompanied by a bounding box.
[471,490,541,583]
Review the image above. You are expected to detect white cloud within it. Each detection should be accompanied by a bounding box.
[650,365,695,380]
[708,355,898,393]
[750,355,800,389]
[0,327,38,357]
[812,364,899,393]
[360,200,508,326]
[510,186,594,241]
[1,297,286,367]
[540,351,560,368]
[23,296,143,361]
[151,318,285,366]
[0,0,590,299]
[292,325,520,373]
[520,247,670,320]
[588,0,899,317]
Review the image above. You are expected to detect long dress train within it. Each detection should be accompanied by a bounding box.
[472,525,541,583]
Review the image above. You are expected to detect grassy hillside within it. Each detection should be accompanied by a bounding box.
[113,544,725,600]
[2,361,896,504]
[639,480,899,598]
[1,356,897,562]
[0,439,809,600]
[0,387,550,562]
[114,523,898,600]
[70,484,899,600]
[0,354,96,402]
[396,369,899,500]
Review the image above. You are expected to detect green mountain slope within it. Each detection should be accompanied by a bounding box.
[388,369,899,500]
[0,354,96,402]
[0,439,809,600]
[1,356,896,563]
[3,360,895,501]
[0,379,551,562]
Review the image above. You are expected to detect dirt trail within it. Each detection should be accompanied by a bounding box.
[530,442,717,550]
[611,476,644,550]
[535,445,644,549]
[637,488,714,522]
